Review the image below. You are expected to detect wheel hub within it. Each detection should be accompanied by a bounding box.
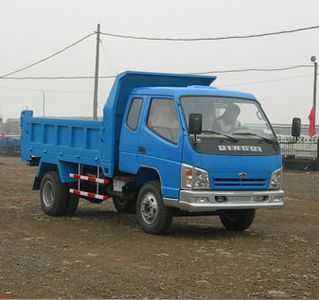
[42,181,54,207]
[140,192,158,225]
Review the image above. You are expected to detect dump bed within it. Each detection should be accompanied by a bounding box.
[20,111,104,167]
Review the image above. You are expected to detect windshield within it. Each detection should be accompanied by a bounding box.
[180,96,276,140]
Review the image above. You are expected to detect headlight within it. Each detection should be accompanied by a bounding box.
[181,164,210,190]
[269,168,282,190]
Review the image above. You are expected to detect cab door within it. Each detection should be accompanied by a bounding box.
[137,97,183,199]
[119,97,144,173]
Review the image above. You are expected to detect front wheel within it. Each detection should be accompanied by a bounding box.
[219,209,256,231]
[136,181,173,235]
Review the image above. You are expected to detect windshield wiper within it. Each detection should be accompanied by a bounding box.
[201,130,238,142]
[233,132,275,144]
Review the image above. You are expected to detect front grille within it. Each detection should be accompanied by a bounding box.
[212,178,267,189]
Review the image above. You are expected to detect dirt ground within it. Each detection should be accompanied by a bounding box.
[0,156,318,299]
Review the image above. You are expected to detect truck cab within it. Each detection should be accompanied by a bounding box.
[117,82,283,232]
[21,71,283,235]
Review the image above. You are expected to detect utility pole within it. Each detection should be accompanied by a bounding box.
[41,90,46,117]
[93,24,101,120]
[311,56,317,132]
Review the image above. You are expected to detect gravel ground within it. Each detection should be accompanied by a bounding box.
[0,156,318,299]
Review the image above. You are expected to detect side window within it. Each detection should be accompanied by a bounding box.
[147,99,180,144]
[126,98,143,131]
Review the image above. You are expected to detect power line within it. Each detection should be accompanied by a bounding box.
[0,74,311,93]
[191,65,312,75]
[0,75,115,80]
[0,65,311,80]
[2,74,311,91]
[99,39,117,74]
[0,86,107,94]
[0,86,41,92]
[100,24,319,42]
[219,73,313,88]
[0,32,95,78]
[0,24,315,81]
[0,72,313,93]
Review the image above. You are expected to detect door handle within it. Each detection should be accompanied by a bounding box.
[138,146,146,154]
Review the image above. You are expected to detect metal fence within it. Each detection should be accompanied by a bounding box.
[278,136,319,171]
[0,136,21,156]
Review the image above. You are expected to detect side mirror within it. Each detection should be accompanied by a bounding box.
[291,117,301,138]
[189,113,202,135]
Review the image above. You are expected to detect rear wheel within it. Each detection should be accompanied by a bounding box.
[136,181,173,235]
[40,171,78,216]
[219,209,255,231]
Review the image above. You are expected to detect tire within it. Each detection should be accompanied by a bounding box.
[136,181,173,235]
[112,196,135,214]
[64,194,79,216]
[219,209,256,231]
[40,171,78,216]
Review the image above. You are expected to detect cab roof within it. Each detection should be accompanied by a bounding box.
[131,85,256,100]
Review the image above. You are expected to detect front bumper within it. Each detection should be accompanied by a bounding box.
[163,190,284,212]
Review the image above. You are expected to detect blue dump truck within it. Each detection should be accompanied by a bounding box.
[21,71,284,234]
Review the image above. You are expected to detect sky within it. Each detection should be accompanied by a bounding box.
[0,0,319,125]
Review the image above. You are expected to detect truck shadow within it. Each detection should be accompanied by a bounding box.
[74,209,263,240]
[75,209,134,221]
[169,223,263,240]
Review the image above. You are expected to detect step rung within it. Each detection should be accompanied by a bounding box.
[69,189,109,201]
[70,173,110,185]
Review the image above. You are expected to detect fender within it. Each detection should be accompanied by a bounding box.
[32,158,77,190]
[136,166,161,187]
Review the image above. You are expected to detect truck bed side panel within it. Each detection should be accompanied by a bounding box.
[20,111,107,177]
